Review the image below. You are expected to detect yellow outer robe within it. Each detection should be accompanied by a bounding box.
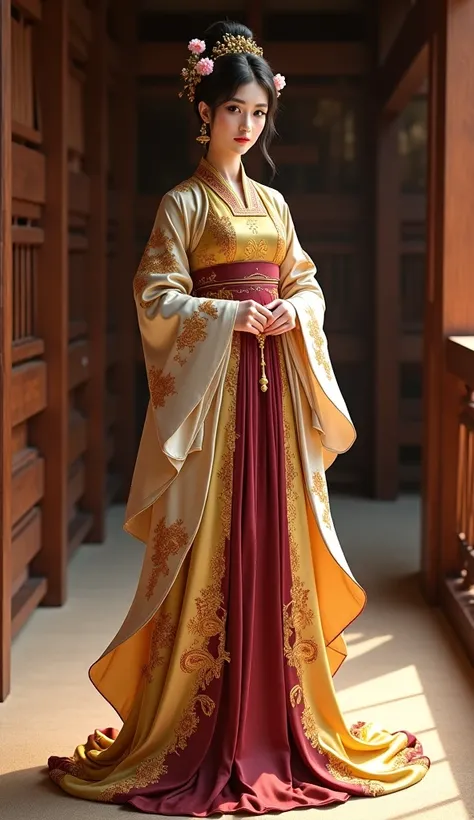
[90,160,364,721]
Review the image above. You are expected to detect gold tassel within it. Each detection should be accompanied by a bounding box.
[257,335,268,393]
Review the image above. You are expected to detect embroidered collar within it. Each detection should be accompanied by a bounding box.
[194,157,266,217]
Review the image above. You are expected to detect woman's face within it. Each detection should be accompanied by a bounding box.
[201,80,269,156]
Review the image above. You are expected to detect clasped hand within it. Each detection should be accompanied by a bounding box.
[234,298,296,337]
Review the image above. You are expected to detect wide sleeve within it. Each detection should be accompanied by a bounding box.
[134,188,239,467]
[278,198,356,455]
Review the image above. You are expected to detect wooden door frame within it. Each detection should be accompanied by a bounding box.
[1,0,13,701]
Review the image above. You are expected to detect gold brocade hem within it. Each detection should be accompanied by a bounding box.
[97,337,241,802]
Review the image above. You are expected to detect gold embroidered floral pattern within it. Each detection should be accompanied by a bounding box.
[176,310,208,354]
[199,299,219,319]
[142,610,178,684]
[173,178,194,193]
[137,226,177,276]
[311,471,332,529]
[273,214,287,265]
[145,516,188,600]
[351,723,429,774]
[247,218,259,235]
[174,300,218,362]
[196,250,218,268]
[99,338,241,803]
[306,307,332,379]
[148,366,176,408]
[244,238,269,260]
[279,344,319,697]
[202,288,235,301]
[279,349,385,798]
[133,271,150,306]
[49,755,84,784]
[350,721,369,741]
[195,271,217,288]
[207,206,237,262]
[390,740,430,772]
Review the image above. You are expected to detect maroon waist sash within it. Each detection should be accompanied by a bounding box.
[192,262,280,393]
[192,261,280,301]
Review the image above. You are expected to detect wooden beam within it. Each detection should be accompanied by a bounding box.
[421,0,474,602]
[245,0,263,41]
[83,0,108,541]
[374,113,400,498]
[30,0,69,606]
[138,42,369,78]
[114,0,137,499]
[378,0,431,115]
[0,0,13,701]
[11,0,42,22]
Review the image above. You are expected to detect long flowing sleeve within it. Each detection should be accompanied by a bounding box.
[277,198,356,456]
[134,188,239,468]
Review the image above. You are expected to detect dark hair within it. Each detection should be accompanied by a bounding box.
[194,20,278,177]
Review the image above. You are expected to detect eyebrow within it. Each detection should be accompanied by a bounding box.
[230,97,268,108]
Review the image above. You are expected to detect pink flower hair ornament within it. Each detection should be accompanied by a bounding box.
[179,33,287,103]
[273,73,286,96]
[196,57,214,77]
[188,38,206,55]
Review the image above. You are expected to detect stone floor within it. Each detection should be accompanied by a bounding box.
[0,497,473,819]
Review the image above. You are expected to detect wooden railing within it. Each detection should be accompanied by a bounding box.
[442,337,474,662]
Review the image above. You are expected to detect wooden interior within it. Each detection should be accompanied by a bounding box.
[1,0,473,700]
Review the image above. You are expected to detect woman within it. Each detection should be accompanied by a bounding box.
[48,20,429,815]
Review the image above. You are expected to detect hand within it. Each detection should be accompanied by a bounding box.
[263,299,296,336]
[234,299,275,336]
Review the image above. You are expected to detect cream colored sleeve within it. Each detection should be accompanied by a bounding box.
[134,188,239,467]
[278,198,356,455]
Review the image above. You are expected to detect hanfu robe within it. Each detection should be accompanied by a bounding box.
[48,157,429,814]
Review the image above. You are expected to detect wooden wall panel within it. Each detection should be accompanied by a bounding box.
[374,114,399,498]
[422,0,474,604]
[111,0,137,499]
[11,452,44,527]
[11,360,47,426]
[11,507,42,582]
[12,142,45,203]
[1,0,13,700]
[82,0,108,541]
[29,0,69,607]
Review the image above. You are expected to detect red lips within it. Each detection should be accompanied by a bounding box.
[234,137,250,143]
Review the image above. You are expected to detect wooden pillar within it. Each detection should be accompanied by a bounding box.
[245,0,263,41]
[374,113,400,499]
[83,0,107,540]
[115,0,137,498]
[30,0,69,605]
[421,0,474,601]
[0,0,12,701]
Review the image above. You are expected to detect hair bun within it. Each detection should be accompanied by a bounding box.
[202,20,254,55]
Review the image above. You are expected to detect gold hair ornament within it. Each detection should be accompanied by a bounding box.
[179,34,283,104]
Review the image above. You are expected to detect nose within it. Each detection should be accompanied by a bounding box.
[240,115,252,133]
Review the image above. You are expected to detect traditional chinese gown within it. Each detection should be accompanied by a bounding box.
[48,157,429,813]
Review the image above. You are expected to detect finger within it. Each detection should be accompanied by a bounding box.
[264,313,288,332]
[267,304,287,321]
[265,299,283,312]
[250,318,265,335]
[265,321,294,336]
[254,304,275,321]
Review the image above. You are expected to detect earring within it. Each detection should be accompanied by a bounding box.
[196,121,210,145]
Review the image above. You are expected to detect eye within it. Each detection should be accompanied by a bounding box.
[226,105,240,113]
[254,110,266,117]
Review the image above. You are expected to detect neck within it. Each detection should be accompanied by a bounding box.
[204,148,242,183]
